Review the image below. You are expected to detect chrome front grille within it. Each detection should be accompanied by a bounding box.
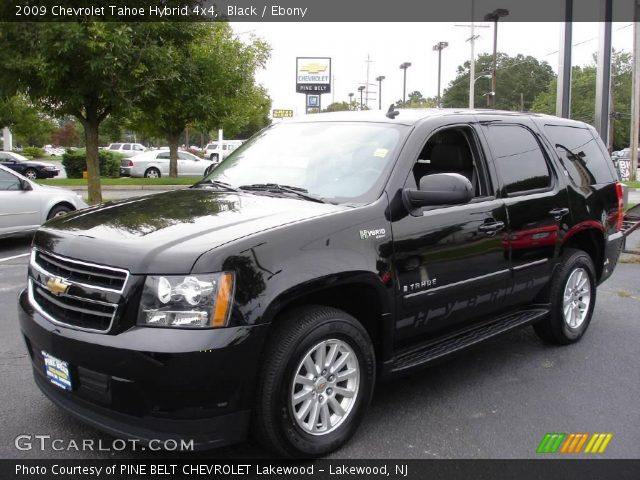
[28,249,129,333]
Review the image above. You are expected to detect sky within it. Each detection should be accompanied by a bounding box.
[231,22,634,116]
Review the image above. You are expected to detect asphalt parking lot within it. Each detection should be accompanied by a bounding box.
[1,233,639,460]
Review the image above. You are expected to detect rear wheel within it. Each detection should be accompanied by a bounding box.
[144,167,161,178]
[253,306,375,458]
[210,153,219,162]
[534,248,597,345]
[24,168,38,180]
[47,204,73,220]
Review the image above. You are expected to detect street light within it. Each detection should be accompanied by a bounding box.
[484,8,509,108]
[348,92,354,110]
[399,62,412,107]
[432,42,449,107]
[357,86,366,110]
[376,75,386,110]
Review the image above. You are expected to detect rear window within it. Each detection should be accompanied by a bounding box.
[109,144,122,150]
[486,124,551,194]
[544,125,615,185]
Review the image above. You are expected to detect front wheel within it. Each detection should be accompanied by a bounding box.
[24,168,38,180]
[144,167,161,178]
[47,204,73,220]
[534,248,597,345]
[253,306,375,458]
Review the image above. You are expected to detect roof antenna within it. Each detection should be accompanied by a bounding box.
[386,104,400,119]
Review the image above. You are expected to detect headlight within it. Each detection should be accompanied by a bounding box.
[137,272,234,328]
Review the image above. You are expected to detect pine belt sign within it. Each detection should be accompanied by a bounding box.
[296,57,331,93]
[273,109,294,118]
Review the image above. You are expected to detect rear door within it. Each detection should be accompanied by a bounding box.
[480,120,570,308]
[0,169,41,234]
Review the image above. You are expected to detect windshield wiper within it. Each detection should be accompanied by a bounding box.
[239,183,326,203]
[194,180,239,192]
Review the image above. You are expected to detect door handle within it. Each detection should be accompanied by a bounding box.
[549,207,570,220]
[478,221,505,236]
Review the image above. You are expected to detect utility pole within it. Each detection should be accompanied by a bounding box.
[484,8,509,108]
[630,6,640,181]
[348,92,354,110]
[376,76,386,110]
[358,86,365,110]
[365,54,374,109]
[455,0,489,108]
[556,0,573,118]
[399,62,412,107]
[432,42,449,107]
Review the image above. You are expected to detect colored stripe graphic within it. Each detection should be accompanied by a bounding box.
[538,433,613,454]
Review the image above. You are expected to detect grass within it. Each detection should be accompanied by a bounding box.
[38,177,201,186]
[624,181,640,188]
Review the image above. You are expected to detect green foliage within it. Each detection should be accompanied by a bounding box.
[323,101,352,112]
[0,95,56,147]
[62,149,123,179]
[50,122,81,147]
[21,146,46,159]
[442,53,554,111]
[531,51,633,150]
[396,91,438,109]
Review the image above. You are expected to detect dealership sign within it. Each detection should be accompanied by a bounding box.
[296,57,331,93]
[273,109,294,118]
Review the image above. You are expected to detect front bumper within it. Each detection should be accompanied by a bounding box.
[18,288,268,450]
[40,169,60,178]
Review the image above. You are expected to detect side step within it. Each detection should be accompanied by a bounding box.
[389,308,549,374]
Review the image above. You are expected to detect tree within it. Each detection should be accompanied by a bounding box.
[131,23,270,176]
[395,91,437,109]
[442,53,554,111]
[531,51,633,150]
[0,21,196,203]
[323,101,351,112]
[50,121,81,147]
[0,95,56,147]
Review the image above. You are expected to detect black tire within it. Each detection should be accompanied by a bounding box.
[533,248,597,345]
[144,167,161,178]
[24,168,38,180]
[253,305,375,458]
[210,154,219,162]
[47,204,73,220]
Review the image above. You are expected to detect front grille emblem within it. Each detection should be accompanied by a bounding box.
[46,277,70,296]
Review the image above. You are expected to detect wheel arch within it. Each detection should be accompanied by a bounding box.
[561,223,605,281]
[47,201,76,219]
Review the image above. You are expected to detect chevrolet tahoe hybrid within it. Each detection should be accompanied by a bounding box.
[18,109,625,457]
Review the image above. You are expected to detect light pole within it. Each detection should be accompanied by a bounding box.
[432,42,449,107]
[484,8,509,108]
[358,86,365,110]
[348,92,354,110]
[399,62,412,107]
[376,75,386,110]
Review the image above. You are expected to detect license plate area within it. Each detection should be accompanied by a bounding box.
[42,351,72,391]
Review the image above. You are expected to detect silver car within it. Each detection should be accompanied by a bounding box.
[0,164,88,238]
[121,149,215,178]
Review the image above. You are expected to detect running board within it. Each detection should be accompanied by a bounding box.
[389,308,549,374]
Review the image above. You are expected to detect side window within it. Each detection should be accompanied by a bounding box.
[407,126,489,198]
[178,152,192,160]
[134,144,144,151]
[543,125,615,185]
[109,144,121,150]
[0,170,21,190]
[0,154,9,162]
[486,124,551,194]
[122,144,131,151]
[157,152,170,159]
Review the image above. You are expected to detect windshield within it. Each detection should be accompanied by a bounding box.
[12,153,29,162]
[199,122,407,204]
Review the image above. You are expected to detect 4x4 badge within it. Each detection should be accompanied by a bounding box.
[46,277,70,296]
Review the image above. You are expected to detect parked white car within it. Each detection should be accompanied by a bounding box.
[203,140,244,162]
[107,143,146,158]
[0,164,87,238]
[120,149,215,178]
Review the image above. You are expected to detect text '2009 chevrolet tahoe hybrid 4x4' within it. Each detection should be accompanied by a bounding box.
[18,109,624,457]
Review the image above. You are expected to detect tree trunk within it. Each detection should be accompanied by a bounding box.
[84,120,102,204]
[167,133,179,177]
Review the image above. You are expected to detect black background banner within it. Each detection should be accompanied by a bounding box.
[0,0,637,22]
[4,460,640,480]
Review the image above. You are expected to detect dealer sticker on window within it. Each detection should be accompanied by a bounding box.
[42,351,72,391]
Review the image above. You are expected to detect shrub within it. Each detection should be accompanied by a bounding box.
[21,146,46,158]
[62,149,124,178]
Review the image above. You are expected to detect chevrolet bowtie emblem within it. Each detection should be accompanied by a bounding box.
[46,277,70,296]
[300,63,328,74]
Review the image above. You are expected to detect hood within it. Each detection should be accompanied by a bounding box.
[35,189,347,274]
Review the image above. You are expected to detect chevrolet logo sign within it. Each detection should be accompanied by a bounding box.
[300,63,328,74]
[46,277,70,296]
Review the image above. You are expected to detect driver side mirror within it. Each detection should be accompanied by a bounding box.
[402,173,472,210]
[20,179,33,191]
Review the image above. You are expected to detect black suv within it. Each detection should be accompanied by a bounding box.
[18,109,625,457]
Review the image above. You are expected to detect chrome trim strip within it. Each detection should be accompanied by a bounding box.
[31,248,129,294]
[404,268,511,298]
[30,276,118,308]
[33,285,114,318]
[512,258,548,271]
[28,279,115,334]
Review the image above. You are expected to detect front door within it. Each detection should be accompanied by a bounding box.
[392,124,511,346]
